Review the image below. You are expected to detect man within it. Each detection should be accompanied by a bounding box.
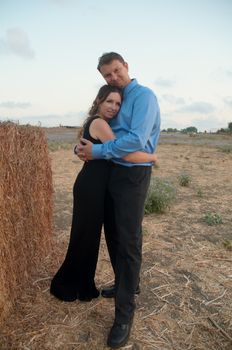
[78,52,160,348]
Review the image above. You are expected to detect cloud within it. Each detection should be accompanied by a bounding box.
[154,77,175,88]
[226,70,232,79]
[0,28,35,59]
[211,67,232,81]
[49,0,77,5]
[223,96,232,108]
[162,94,185,105]
[0,101,31,109]
[177,101,215,114]
[0,111,86,127]
[161,113,183,130]
[190,116,226,132]
[63,111,86,125]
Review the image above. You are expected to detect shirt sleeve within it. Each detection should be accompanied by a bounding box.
[92,90,160,159]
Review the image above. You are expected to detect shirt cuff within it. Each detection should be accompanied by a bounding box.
[92,144,103,159]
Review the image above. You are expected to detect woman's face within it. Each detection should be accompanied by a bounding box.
[98,92,121,120]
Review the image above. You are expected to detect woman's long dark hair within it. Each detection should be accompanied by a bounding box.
[79,85,122,138]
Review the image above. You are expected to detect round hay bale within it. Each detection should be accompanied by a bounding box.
[0,122,53,324]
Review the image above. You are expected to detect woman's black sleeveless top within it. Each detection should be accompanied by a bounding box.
[83,116,102,144]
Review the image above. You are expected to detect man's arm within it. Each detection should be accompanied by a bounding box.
[79,90,160,160]
[93,90,160,159]
[77,139,158,163]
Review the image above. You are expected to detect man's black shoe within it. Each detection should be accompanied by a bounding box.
[101,284,140,298]
[107,320,133,348]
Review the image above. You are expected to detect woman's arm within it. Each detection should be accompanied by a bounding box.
[90,118,157,163]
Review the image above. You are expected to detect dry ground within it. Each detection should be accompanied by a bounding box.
[1,133,232,349]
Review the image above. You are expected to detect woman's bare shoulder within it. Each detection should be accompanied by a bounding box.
[90,118,111,133]
[90,118,109,127]
[89,117,114,141]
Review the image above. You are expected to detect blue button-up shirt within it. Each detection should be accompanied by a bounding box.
[92,79,160,167]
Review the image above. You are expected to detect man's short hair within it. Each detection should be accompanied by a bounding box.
[97,52,125,71]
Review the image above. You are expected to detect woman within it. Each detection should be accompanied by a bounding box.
[50,85,157,302]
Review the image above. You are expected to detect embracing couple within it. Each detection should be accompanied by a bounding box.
[50,52,160,348]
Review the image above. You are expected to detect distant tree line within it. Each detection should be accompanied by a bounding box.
[162,126,198,134]
[162,122,232,135]
[59,124,80,129]
[216,122,232,134]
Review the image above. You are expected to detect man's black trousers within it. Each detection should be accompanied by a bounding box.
[104,163,151,323]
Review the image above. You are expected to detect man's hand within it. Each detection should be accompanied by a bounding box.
[77,138,93,161]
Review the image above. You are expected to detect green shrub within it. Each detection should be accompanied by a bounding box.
[196,188,203,197]
[218,146,232,154]
[223,239,232,250]
[178,172,192,187]
[48,141,74,152]
[203,213,223,226]
[145,177,176,214]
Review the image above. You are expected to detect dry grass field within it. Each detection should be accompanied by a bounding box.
[1,131,232,350]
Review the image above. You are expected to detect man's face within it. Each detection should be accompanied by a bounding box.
[99,60,131,88]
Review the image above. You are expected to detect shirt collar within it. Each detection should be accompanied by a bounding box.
[123,79,138,96]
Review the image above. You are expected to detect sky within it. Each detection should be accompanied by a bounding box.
[0,0,231,132]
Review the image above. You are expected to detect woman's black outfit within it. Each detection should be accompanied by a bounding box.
[50,117,110,301]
